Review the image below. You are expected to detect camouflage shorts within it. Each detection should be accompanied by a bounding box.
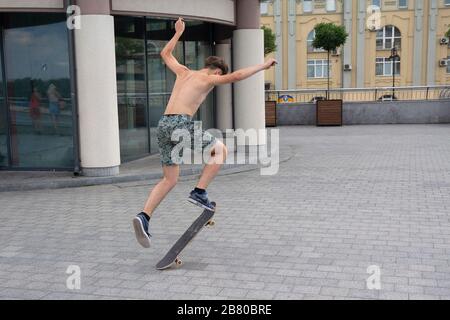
[157,114,216,166]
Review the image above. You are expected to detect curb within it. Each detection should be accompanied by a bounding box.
[0,148,293,192]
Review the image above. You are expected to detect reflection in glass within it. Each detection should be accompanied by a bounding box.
[147,19,184,153]
[198,41,215,129]
[0,40,6,167]
[147,37,170,153]
[115,16,149,162]
[115,17,215,159]
[183,21,214,128]
[2,13,73,168]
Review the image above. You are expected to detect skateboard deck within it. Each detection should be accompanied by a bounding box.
[156,202,216,270]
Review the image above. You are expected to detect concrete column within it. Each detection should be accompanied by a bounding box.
[427,0,438,85]
[343,0,353,88]
[287,0,296,89]
[413,0,424,85]
[215,40,233,131]
[274,0,283,90]
[74,0,121,176]
[233,0,266,145]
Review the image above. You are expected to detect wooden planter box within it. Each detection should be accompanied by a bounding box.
[265,100,277,127]
[316,99,343,126]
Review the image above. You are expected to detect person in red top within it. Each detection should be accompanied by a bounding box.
[29,85,42,134]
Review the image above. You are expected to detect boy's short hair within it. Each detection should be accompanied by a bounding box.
[205,56,229,75]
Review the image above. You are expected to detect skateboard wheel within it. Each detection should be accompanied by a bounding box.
[175,258,183,266]
[206,219,215,227]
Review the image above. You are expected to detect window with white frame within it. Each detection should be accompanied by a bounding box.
[376,25,402,50]
[260,1,269,15]
[326,0,336,11]
[372,0,381,8]
[303,0,313,13]
[445,0,450,6]
[376,57,401,76]
[398,0,408,9]
[307,29,326,52]
[307,59,330,78]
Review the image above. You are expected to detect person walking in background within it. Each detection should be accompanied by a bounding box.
[29,84,42,134]
[47,83,62,134]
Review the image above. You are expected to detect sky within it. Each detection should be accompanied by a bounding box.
[3,21,70,81]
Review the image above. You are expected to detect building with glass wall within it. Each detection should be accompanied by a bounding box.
[0,0,266,176]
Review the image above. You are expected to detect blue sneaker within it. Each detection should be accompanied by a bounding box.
[188,189,216,211]
[133,213,151,248]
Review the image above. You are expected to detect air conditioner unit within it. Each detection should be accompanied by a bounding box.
[440,37,449,45]
[439,59,449,67]
[344,64,352,71]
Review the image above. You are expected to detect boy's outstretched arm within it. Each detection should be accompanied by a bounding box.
[209,58,277,85]
[161,17,189,76]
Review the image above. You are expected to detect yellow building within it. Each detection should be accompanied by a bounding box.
[260,0,450,90]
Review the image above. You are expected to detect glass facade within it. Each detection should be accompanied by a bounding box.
[0,13,74,169]
[0,37,6,167]
[0,14,216,170]
[115,17,148,162]
[115,16,215,161]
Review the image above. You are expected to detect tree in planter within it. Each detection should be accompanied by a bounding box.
[446,27,450,38]
[261,25,277,124]
[262,26,277,91]
[312,23,348,99]
[261,25,277,56]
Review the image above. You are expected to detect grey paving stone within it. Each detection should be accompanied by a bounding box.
[0,125,449,300]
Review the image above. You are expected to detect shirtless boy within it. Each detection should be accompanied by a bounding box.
[133,17,277,248]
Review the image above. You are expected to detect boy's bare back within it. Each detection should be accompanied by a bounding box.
[164,69,214,117]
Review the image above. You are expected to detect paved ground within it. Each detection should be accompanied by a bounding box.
[1,124,450,300]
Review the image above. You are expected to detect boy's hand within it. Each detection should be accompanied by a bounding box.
[175,17,185,34]
[263,58,277,70]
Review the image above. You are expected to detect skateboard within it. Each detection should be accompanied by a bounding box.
[156,202,216,270]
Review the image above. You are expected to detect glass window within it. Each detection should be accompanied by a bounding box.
[398,0,408,8]
[385,27,392,37]
[115,16,148,162]
[260,2,269,15]
[376,38,383,49]
[0,36,6,167]
[385,60,392,75]
[446,0,450,6]
[385,39,392,49]
[376,25,402,50]
[303,0,313,13]
[372,0,381,8]
[375,57,400,76]
[146,18,184,153]
[375,58,384,76]
[114,17,215,159]
[307,60,331,79]
[326,0,336,11]
[307,62,315,78]
[2,13,73,169]
[447,56,450,74]
[182,21,214,129]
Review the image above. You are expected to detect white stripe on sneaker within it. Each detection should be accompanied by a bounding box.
[187,198,215,211]
[132,217,151,248]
